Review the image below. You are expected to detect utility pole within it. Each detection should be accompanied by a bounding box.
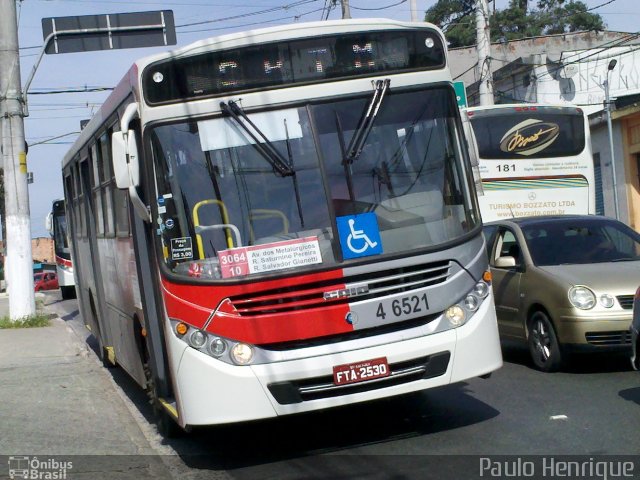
[410,0,419,21]
[476,0,494,106]
[341,0,351,19]
[0,0,36,319]
[604,59,620,220]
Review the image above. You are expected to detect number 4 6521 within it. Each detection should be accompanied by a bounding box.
[376,294,428,320]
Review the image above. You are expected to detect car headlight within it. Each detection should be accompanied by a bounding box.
[599,294,615,309]
[569,286,596,310]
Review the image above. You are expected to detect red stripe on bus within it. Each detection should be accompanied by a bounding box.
[160,269,354,344]
[56,255,72,268]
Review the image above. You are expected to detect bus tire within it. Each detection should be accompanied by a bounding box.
[527,310,562,372]
[143,361,183,438]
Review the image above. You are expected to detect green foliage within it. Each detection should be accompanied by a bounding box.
[426,0,605,48]
[425,0,476,48]
[0,314,51,329]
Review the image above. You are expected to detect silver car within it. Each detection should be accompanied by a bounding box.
[483,215,640,372]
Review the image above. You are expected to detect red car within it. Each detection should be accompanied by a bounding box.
[34,272,59,291]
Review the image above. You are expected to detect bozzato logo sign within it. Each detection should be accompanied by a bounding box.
[499,119,560,156]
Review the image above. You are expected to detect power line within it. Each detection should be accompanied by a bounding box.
[453,61,479,81]
[350,0,407,11]
[29,87,114,95]
[533,31,640,82]
[179,7,325,34]
[175,0,320,29]
[28,132,81,148]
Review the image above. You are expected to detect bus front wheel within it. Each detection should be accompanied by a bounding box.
[142,341,184,438]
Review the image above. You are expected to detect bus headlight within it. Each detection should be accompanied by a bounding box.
[188,330,207,349]
[473,281,490,298]
[170,319,255,365]
[445,277,491,328]
[231,343,254,365]
[208,337,227,357]
[445,305,466,326]
[464,294,479,312]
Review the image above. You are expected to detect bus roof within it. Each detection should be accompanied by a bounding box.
[139,18,443,68]
[62,18,445,169]
[464,103,583,116]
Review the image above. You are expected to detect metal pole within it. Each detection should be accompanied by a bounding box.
[0,0,36,319]
[341,0,351,19]
[410,0,418,21]
[476,0,494,106]
[604,73,620,220]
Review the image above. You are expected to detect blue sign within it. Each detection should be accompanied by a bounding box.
[336,213,383,260]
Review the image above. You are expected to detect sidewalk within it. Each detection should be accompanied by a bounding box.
[0,291,46,319]
[0,293,175,478]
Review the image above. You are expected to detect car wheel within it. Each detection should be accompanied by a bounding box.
[527,311,562,372]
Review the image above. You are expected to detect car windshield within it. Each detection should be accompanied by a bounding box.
[522,218,640,266]
[149,87,479,281]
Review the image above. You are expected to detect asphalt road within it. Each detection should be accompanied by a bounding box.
[43,291,640,479]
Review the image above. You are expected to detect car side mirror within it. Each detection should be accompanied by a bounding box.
[495,256,517,268]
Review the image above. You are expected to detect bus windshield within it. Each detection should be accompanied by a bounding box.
[151,86,479,280]
[53,213,70,257]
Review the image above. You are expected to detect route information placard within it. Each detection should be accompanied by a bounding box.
[219,237,322,278]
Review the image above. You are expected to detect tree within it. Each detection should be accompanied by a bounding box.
[425,0,605,48]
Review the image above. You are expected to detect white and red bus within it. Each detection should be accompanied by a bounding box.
[46,199,76,299]
[462,104,596,222]
[62,19,502,434]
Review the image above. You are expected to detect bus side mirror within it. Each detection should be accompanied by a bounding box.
[45,212,53,236]
[112,130,140,189]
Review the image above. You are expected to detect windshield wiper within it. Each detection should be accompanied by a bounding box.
[283,118,304,229]
[335,112,356,203]
[344,78,390,165]
[220,100,294,177]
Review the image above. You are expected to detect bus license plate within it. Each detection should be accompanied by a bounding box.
[333,357,390,386]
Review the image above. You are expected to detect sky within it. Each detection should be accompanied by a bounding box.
[13,0,640,238]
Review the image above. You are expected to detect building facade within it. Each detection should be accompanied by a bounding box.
[455,32,640,230]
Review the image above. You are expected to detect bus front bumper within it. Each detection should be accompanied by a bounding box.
[172,295,502,427]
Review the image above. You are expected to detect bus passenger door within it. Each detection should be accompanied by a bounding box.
[79,157,112,356]
[489,227,524,339]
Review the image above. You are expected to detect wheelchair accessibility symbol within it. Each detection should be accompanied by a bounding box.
[337,213,383,259]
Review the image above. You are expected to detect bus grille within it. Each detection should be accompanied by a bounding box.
[616,295,634,310]
[267,351,451,404]
[585,331,632,346]
[229,260,451,316]
[260,314,439,351]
